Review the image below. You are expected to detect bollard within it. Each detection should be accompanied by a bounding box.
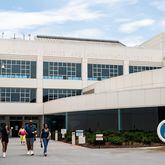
[72,132,76,145]
[55,130,58,141]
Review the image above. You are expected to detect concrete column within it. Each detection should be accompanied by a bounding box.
[55,130,58,141]
[124,60,129,75]
[37,55,43,103]
[72,132,76,145]
[40,115,44,130]
[81,58,88,88]
[118,109,122,131]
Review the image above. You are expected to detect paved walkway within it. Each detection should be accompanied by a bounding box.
[0,138,165,165]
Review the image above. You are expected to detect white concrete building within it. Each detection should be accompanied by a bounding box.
[0,33,164,136]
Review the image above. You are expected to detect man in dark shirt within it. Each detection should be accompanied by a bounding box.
[25,120,37,156]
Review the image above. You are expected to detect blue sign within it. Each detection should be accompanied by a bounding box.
[157,120,165,143]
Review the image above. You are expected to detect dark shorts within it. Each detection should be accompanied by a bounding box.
[26,138,34,146]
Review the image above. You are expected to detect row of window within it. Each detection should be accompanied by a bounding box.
[43,62,81,80]
[0,88,82,103]
[0,60,36,78]
[0,88,36,103]
[88,64,123,81]
[43,89,82,102]
[0,59,161,81]
[129,66,161,73]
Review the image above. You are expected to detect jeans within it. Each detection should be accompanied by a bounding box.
[26,138,34,150]
[43,138,49,153]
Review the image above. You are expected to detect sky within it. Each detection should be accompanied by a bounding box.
[0,0,164,46]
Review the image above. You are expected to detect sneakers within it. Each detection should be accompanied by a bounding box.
[27,150,34,156]
[31,150,34,156]
[44,152,47,157]
[27,151,30,155]
[2,152,6,158]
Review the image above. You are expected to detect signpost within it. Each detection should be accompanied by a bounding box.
[78,136,86,144]
[76,130,84,137]
[61,129,67,138]
[96,134,103,141]
[157,120,165,143]
[96,134,103,148]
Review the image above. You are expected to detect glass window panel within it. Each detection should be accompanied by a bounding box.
[12,65,20,73]
[59,67,66,75]
[102,69,109,77]
[11,93,20,102]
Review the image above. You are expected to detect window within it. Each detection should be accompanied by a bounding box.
[88,64,123,81]
[43,62,81,80]
[0,60,36,78]
[129,66,161,74]
[43,89,82,102]
[0,88,36,103]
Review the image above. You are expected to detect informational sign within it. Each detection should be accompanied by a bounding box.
[157,120,165,143]
[76,130,84,137]
[78,136,86,144]
[61,129,67,138]
[96,134,103,141]
[61,129,67,134]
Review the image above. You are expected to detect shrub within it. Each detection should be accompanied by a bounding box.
[108,136,123,145]
[122,132,135,144]
[85,132,96,144]
[143,137,151,145]
[65,132,72,142]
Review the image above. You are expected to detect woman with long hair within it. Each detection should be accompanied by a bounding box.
[40,123,51,156]
[1,123,10,158]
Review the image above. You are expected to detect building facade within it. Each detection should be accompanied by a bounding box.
[0,33,164,136]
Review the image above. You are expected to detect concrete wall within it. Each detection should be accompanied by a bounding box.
[141,33,165,49]
[83,68,165,94]
[0,103,43,115]
[43,67,165,114]
[44,86,165,114]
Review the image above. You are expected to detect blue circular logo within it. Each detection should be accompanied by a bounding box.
[157,120,165,143]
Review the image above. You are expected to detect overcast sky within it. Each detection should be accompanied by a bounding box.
[0,0,164,46]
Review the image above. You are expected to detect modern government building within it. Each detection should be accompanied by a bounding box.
[0,32,165,136]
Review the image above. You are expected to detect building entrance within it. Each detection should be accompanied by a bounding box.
[10,120,23,137]
[2,116,42,137]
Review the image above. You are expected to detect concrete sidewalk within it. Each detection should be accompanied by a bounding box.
[0,138,165,165]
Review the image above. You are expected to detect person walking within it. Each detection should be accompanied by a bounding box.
[0,123,10,158]
[18,126,26,144]
[40,123,51,156]
[25,120,37,156]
